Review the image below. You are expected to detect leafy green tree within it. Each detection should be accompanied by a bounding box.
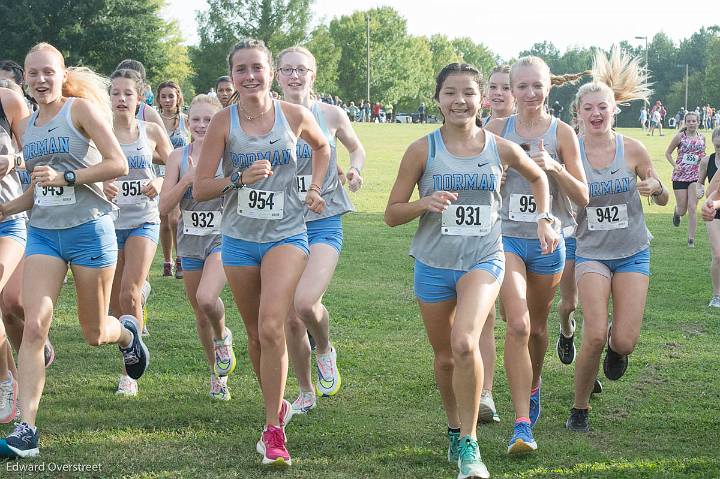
[305,25,341,97]
[0,0,192,91]
[428,34,462,77]
[328,7,430,110]
[451,37,497,74]
[192,0,313,92]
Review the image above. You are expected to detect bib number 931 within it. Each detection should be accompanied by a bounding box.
[441,205,491,236]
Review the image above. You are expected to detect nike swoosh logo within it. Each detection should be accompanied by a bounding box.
[90,255,102,261]
[269,139,280,144]
[137,146,143,151]
[611,169,620,174]
[478,162,489,168]
[48,126,58,132]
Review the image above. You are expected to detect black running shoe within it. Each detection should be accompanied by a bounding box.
[556,330,575,365]
[672,212,680,227]
[565,408,589,433]
[592,377,603,394]
[603,326,627,380]
[6,422,39,457]
[119,316,150,380]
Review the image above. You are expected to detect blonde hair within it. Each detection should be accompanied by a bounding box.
[26,43,112,123]
[189,93,222,112]
[276,46,317,71]
[510,56,589,88]
[575,47,651,111]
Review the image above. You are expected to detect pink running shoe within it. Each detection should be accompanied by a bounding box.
[256,425,291,467]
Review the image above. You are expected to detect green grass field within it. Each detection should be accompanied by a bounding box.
[3,125,719,478]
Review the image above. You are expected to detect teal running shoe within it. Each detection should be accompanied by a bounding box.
[457,435,489,479]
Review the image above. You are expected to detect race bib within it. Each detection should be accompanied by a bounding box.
[682,153,700,165]
[237,188,284,219]
[587,204,628,231]
[34,184,76,206]
[441,205,492,236]
[182,210,221,236]
[296,175,311,201]
[115,180,150,205]
[509,194,552,222]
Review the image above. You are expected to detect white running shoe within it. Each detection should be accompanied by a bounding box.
[290,391,317,417]
[141,280,151,336]
[316,347,341,397]
[116,375,138,396]
[478,390,500,424]
[0,372,18,423]
[709,295,720,308]
[209,374,231,401]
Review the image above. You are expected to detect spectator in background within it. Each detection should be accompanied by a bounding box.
[347,101,359,121]
[215,76,235,108]
[371,102,381,122]
[713,109,720,129]
[650,100,665,136]
[418,101,427,123]
[363,100,371,122]
[639,106,648,132]
[551,100,563,119]
[385,102,394,123]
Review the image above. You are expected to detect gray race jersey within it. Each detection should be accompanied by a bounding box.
[296,102,353,222]
[168,113,189,149]
[410,129,503,271]
[114,121,160,229]
[0,99,25,222]
[576,134,651,259]
[221,100,305,242]
[23,98,115,229]
[177,144,223,260]
[500,115,571,238]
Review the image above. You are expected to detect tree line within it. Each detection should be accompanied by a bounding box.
[2,1,719,127]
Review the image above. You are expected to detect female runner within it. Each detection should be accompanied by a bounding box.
[275,46,365,416]
[160,94,234,400]
[156,80,188,277]
[106,68,171,395]
[386,62,556,479]
[566,48,667,432]
[485,56,589,453]
[194,39,329,467]
[3,43,148,457]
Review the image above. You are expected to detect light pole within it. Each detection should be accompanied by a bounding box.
[635,36,648,105]
[366,13,370,105]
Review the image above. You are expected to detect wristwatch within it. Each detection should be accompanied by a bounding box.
[63,170,76,186]
[536,211,555,224]
[222,171,244,193]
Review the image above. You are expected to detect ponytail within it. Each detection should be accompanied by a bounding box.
[63,67,112,123]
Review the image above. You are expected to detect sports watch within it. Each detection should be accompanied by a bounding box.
[536,211,555,224]
[63,170,77,186]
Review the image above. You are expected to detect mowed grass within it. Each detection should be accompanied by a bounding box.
[3,124,719,478]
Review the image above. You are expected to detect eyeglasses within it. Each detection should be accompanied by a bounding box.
[278,66,312,77]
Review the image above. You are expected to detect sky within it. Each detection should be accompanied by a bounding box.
[163,0,717,60]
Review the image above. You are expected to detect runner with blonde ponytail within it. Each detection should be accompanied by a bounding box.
[2,43,149,457]
[566,47,667,433]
